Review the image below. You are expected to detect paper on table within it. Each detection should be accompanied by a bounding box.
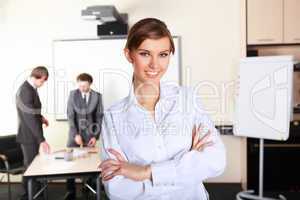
[51,149,89,159]
[52,151,65,158]
[73,149,89,158]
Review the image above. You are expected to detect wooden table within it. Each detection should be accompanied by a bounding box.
[24,148,102,200]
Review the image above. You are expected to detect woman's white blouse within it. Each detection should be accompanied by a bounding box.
[101,83,226,200]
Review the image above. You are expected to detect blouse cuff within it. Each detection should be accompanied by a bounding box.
[150,160,177,187]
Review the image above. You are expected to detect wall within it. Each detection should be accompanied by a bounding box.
[0,0,244,183]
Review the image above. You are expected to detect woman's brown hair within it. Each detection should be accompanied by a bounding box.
[125,18,175,54]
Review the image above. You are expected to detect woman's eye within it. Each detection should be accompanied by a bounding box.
[139,52,150,57]
[160,53,169,57]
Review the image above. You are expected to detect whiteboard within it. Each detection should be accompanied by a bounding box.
[53,37,181,120]
[234,56,293,140]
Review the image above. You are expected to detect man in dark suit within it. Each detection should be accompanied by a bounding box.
[16,66,51,200]
[66,73,103,199]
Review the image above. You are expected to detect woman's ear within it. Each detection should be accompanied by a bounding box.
[124,48,133,63]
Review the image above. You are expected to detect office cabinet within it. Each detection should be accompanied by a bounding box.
[247,0,283,45]
[247,122,300,191]
[284,0,300,43]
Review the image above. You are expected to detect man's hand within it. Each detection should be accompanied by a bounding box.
[191,124,214,152]
[88,137,97,147]
[42,116,49,127]
[39,141,51,154]
[75,134,83,146]
[98,148,151,182]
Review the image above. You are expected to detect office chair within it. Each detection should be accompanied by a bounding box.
[0,135,25,200]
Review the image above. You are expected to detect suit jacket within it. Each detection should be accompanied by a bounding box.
[16,81,45,145]
[67,89,103,147]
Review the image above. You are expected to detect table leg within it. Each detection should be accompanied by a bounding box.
[43,180,48,200]
[96,175,101,200]
[28,178,33,200]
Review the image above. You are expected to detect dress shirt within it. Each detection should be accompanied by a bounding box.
[101,82,226,200]
[81,91,90,104]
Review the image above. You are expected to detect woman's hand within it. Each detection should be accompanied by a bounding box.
[191,124,214,151]
[98,148,152,182]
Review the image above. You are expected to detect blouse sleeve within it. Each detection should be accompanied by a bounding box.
[149,88,226,188]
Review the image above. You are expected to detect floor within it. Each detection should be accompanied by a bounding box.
[0,183,300,200]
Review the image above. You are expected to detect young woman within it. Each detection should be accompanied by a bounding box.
[99,18,226,200]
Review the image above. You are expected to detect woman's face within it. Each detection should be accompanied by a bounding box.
[125,37,172,85]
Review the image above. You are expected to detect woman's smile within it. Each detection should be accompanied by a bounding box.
[145,70,160,78]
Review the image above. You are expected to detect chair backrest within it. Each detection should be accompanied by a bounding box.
[0,135,23,170]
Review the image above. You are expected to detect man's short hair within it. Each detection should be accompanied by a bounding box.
[30,66,49,80]
[76,73,93,84]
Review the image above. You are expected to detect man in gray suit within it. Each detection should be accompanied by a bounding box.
[16,66,51,200]
[66,73,103,199]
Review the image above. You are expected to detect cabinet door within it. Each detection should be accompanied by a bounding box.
[284,0,300,43]
[247,0,283,44]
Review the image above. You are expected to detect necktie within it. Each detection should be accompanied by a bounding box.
[83,94,87,106]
